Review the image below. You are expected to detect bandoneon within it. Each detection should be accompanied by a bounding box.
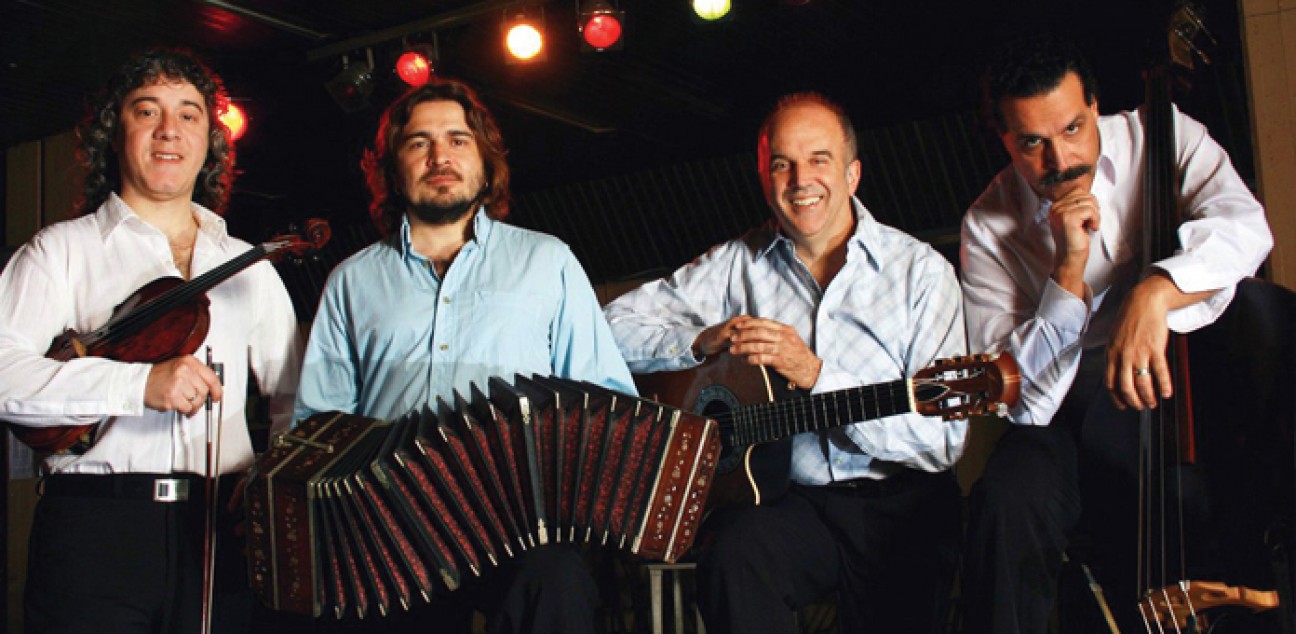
[246,375,720,618]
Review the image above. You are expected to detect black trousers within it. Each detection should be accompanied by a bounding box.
[960,279,1296,634]
[960,349,1143,634]
[696,469,962,634]
[25,473,248,634]
[263,542,601,634]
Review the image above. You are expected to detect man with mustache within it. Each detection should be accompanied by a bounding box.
[958,35,1273,633]
[295,78,635,633]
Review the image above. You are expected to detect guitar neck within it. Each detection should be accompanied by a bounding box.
[733,378,913,447]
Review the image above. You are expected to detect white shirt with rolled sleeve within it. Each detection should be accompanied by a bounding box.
[961,107,1273,427]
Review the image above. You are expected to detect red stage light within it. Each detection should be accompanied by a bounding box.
[396,50,432,86]
[219,102,246,142]
[581,12,622,50]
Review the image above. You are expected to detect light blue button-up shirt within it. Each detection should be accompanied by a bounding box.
[604,199,967,483]
[296,209,636,421]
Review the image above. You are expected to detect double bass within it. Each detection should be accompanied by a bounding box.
[1134,5,1290,631]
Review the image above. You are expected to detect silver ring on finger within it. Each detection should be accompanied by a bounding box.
[1134,367,1151,377]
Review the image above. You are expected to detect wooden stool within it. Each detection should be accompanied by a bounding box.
[644,562,705,634]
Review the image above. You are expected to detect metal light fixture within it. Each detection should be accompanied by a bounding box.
[503,7,546,63]
[324,50,375,113]
[396,35,439,87]
[578,0,624,52]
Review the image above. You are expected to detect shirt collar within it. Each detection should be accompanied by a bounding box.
[397,205,492,262]
[755,197,883,271]
[98,192,226,242]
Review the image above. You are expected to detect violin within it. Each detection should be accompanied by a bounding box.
[10,219,330,454]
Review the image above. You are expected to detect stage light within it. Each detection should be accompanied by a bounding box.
[218,102,247,142]
[323,51,375,113]
[396,52,431,86]
[396,41,438,87]
[579,0,624,52]
[693,0,731,20]
[503,10,546,62]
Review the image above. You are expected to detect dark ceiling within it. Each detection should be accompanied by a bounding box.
[0,0,1254,298]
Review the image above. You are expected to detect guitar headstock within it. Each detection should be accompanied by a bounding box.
[264,218,332,262]
[912,353,1021,420]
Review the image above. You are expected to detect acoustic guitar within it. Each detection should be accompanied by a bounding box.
[635,352,1020,509]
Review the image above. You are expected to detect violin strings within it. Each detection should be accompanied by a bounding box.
[91,245,271,347]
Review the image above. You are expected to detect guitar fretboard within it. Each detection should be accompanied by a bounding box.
[728,379,915,447]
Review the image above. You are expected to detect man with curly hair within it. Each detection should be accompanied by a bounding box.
[0,49,301,632]
[295,78,634,633]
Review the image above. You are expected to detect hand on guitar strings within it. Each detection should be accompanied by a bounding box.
[695,315,824,390]
[144,355,224,417]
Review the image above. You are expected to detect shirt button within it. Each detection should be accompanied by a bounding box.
[443,296,451,304]
[439,344,449,351]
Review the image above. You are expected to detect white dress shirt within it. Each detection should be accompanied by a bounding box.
[0,194,302,475]
[606,199,967,482]
[961,107,1273,427]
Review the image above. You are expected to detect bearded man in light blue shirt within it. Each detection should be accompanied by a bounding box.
[605,93,967,633]
[296,78,635,634]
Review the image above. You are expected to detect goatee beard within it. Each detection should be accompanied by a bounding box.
[408,196,476,226]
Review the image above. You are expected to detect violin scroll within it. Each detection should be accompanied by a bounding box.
[264,218,331,263]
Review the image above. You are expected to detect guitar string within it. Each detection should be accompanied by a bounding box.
[703,380,918,446]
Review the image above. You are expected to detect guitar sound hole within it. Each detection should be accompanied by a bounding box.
[696,386,743,474]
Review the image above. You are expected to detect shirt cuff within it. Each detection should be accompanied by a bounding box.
[1038,278,1090,339]
[1152,262,1236,334]
[651,326,709,371]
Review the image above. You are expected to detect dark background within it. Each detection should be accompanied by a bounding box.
[1,0,1255,314]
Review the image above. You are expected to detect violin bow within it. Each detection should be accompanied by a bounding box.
[201,347,224,634]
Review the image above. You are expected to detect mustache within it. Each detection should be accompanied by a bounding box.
[1039,165,1092,187]
[422,167,462,183]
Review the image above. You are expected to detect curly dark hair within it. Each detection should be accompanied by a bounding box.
[77,48,234,216]
[362,78,511,237]
[981,34,1099,133]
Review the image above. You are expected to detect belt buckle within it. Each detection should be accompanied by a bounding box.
[153,478,189,502]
